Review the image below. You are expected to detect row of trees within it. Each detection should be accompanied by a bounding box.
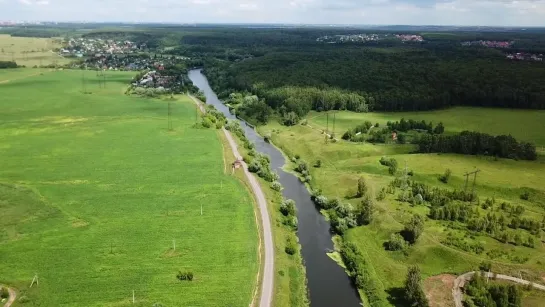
[0,61,17,69]
[387,119,444,134]
[417,131,537,160]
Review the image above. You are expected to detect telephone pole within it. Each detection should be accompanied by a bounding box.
[464,169,480,202]
[325,111,329,144]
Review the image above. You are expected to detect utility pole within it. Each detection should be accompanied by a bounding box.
[332,111,336,139]
[325,111,329,144]
[464,169,480,202]
[132,290,135,304]
[173,239,176,251]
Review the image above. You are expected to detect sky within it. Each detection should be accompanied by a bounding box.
[1,0,545,26]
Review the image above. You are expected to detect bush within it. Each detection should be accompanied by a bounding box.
[439,169,452,183]
[386,233,407,251]
[294,154,300,159]
[280,199,296,216]
[314,159,322,168]
[285,237,297,255]
[271,181,283,191]
[201,118,212,128]
[19,295,30,303]
[479,261,492,272]
[177,271,194,281]
[0,287,8,299]
[520,191,530,200]
[357,177,367,198]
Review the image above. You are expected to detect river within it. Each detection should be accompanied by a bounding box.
[188,69,361,307]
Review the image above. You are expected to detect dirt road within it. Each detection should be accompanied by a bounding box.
[453,271,545,307]
[189,95,274,307]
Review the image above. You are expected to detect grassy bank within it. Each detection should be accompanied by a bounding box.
[224,124,309,307]
[258,108,545,306]
[0,70,258,306]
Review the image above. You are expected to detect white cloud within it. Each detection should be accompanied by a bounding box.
[0,0,544,25]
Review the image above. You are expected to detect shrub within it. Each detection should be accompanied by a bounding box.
[294,154,300,159]
[285,237,297,255]
[439,169,452,183]
[388,165,397,175]
[357,177,368,197]
[19,295,30,303]
[314,159,322,168]
[271,181,283,191]
[177,271,194,281]
[296,161,308,173]
[386,233,407,251]
[376,188,386,201]
[201,118,212,128]
[280,199,296,216]
[0,287,8,299]
[520,191,530,200]
[479,261,492,272]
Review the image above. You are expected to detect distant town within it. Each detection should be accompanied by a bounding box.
[316,33,424,43]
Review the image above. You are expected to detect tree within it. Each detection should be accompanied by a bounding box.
[386,233,407,251]
[397,133,406,144]
[402,214,425,244]
[434,122,445,134]
[357,196,374,225]
[357,176,367,197]
[404,265,429,307]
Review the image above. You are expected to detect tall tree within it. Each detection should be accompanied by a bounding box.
[404,265,429,307]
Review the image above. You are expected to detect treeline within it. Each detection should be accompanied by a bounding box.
[387,119,444,134]
[218,47,545,114]
[417,131,537,160]
[0,61,17,69]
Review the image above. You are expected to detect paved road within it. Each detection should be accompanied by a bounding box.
[189,95,274,307]
[1,285,16,307]
[453,271,545,307]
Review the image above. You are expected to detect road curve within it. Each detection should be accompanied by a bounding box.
[1,285,16,307]
[188,95,274,307]
[453,271,545,307]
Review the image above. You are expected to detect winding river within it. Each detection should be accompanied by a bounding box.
[188,69,361,307]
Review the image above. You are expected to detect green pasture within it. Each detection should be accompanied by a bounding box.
[259,112,545,305]
[307,107,545,147]
[0,34,70,67]
[0,69,258,306]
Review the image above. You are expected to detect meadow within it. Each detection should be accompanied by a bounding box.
[0,34,70,67]
[0,69,258,306]
[258,108,545,306]
[308,107,545,147]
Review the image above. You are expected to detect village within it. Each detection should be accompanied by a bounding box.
[316,33,424,43]
[58,37,145,58]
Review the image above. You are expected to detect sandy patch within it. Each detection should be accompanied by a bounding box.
[424,274,456,307]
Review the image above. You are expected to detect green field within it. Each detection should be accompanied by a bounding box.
[0,69,258,306]
[308,107,545,147]
[259,108,545,306]
[0,34,70,67]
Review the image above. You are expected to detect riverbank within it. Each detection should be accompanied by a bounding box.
[188,69,361,307]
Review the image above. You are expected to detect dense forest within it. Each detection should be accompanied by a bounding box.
[172,28,545,119]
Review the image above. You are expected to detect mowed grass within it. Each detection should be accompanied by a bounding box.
[308,107,545,147]
[0,34,70,66]
[259,112,545,305]
[0,69,258,306]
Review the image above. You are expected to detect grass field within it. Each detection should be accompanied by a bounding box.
[0,69,258,306]
[308,107,545,147]
[258,108,545,306]
[0,34,70,67]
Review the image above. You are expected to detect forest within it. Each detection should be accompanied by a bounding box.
[177,28,545,120]
[0,61,18,69]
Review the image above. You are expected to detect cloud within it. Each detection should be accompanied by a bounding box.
[1,0,544,26]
